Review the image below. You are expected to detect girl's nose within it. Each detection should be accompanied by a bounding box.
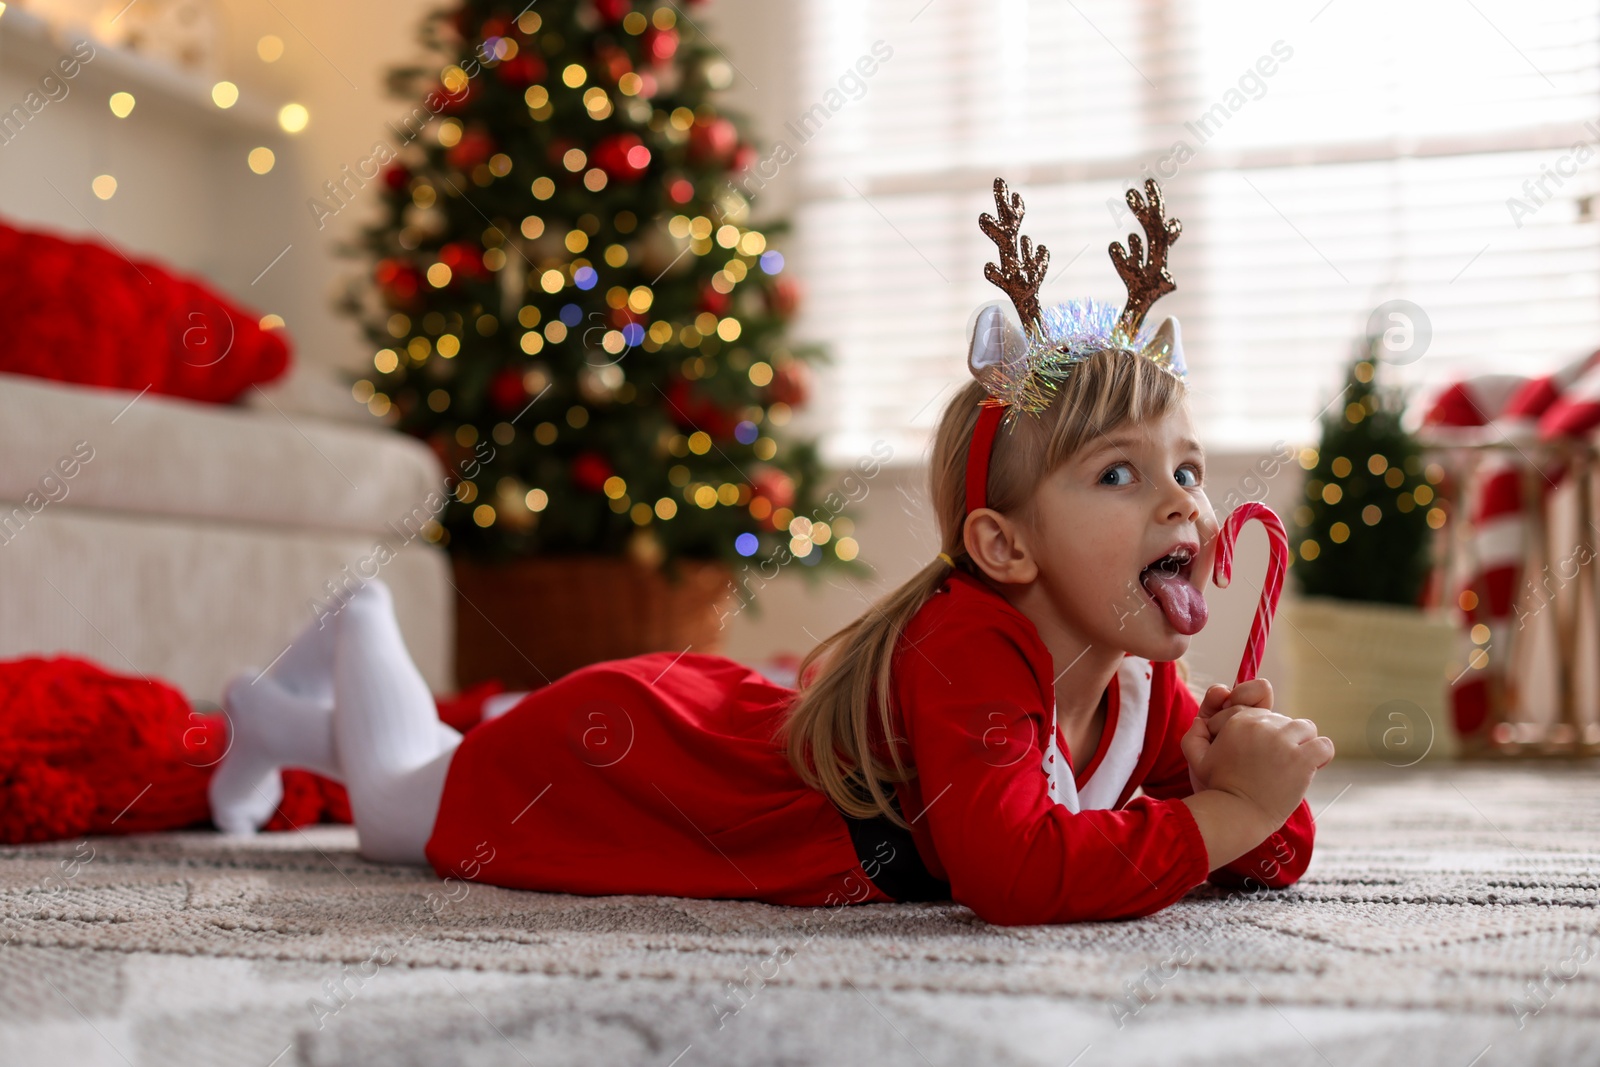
[1160,484,1195,523]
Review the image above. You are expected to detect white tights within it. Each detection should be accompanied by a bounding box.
[209,580,463,864]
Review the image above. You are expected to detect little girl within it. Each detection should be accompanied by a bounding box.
[210,178,1334,925]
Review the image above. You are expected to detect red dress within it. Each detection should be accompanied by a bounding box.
[424,568,1316,924]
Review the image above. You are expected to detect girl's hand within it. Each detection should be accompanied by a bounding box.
[1199,678,1273,726]
[1190,707,1334,829]
[1186,678,1275,793]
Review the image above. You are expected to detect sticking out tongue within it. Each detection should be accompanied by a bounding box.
[1141,567,1209,636]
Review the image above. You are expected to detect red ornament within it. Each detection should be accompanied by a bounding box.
[439,242,487,281]
[751,466,796,510]
[731,143,758,173]
[496,51,547,86]
[375,258,422,306]
[668,176,695,204]
[447,129,495,171]
[643,25,678,63]
[381,163,410,192]
[591,133,650,181]
[571,451,615,492]
[688,117,738,167]
[767,359,812,407]
[664,379,739,439]
[490,368,526,411]
[768,276,801,319]
[596,44,633,84]
[593,0,630,24]
[697,282,730,317]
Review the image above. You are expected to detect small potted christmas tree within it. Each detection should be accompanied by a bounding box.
[1284,339,1460,763]
[338,0,864,688]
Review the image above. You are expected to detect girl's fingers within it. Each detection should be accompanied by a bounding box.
[1281,718,1319,745]
[1230,677,1274,711]
[1204,704,1251,736]
[1180,715,1212,769]
[1197,684,1232,719]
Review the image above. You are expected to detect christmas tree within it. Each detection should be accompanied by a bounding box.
[1292,340,1442,604]
[338,0,860,584]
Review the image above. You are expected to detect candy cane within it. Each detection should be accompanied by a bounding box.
[1211,502,1289,687]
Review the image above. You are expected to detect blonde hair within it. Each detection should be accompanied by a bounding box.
[779,349,1187,828]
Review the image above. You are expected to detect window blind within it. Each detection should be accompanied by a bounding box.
[786,0,1600,463]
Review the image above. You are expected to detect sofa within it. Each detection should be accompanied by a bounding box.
[0,370,453,704]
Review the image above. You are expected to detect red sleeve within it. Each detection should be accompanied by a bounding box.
[897,623,1213,926]
[1139,669,1316,890]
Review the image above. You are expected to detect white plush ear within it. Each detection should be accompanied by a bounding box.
[1140,316,1185,377]
[966,300,1028,400]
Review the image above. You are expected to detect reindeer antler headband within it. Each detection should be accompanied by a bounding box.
[963,178,1185,517]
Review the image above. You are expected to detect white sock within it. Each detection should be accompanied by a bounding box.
[208,672,339,835]
[334,580,460,864]
[265,613,339,704]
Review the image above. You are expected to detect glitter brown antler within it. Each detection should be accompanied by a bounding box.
[1109,179,1182,339]
[979,178,1050,334]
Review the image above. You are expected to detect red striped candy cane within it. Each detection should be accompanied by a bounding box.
[1212,502,1289,686]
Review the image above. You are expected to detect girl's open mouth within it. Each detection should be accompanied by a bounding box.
[1138,542,1208,635]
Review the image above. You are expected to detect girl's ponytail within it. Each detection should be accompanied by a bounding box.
[779,556,952,830]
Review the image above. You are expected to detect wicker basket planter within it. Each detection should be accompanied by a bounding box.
[1282,596,1461,764]
[453,555,735,691]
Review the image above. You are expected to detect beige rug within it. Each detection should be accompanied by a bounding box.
[3,762,1599,1066]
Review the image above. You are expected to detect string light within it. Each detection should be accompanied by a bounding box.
[211,81,239,108]
[257,35,284,62]
[108,92,135,117]
[248,147,275,174]
[278,103,309,133]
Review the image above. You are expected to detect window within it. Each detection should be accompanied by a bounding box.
[788,0,1600,463]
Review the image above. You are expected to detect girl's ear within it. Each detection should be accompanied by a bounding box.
[961,507,1038,586]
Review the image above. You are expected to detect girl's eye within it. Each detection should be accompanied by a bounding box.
[1175,466,1202,489]
[1099,464,1134,487]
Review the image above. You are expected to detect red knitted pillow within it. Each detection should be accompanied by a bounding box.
[0,220,291,403]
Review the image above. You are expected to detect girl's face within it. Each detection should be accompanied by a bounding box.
[1022,404,1219,663]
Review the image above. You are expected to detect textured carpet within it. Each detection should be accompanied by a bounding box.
[3,762,1599,1066]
